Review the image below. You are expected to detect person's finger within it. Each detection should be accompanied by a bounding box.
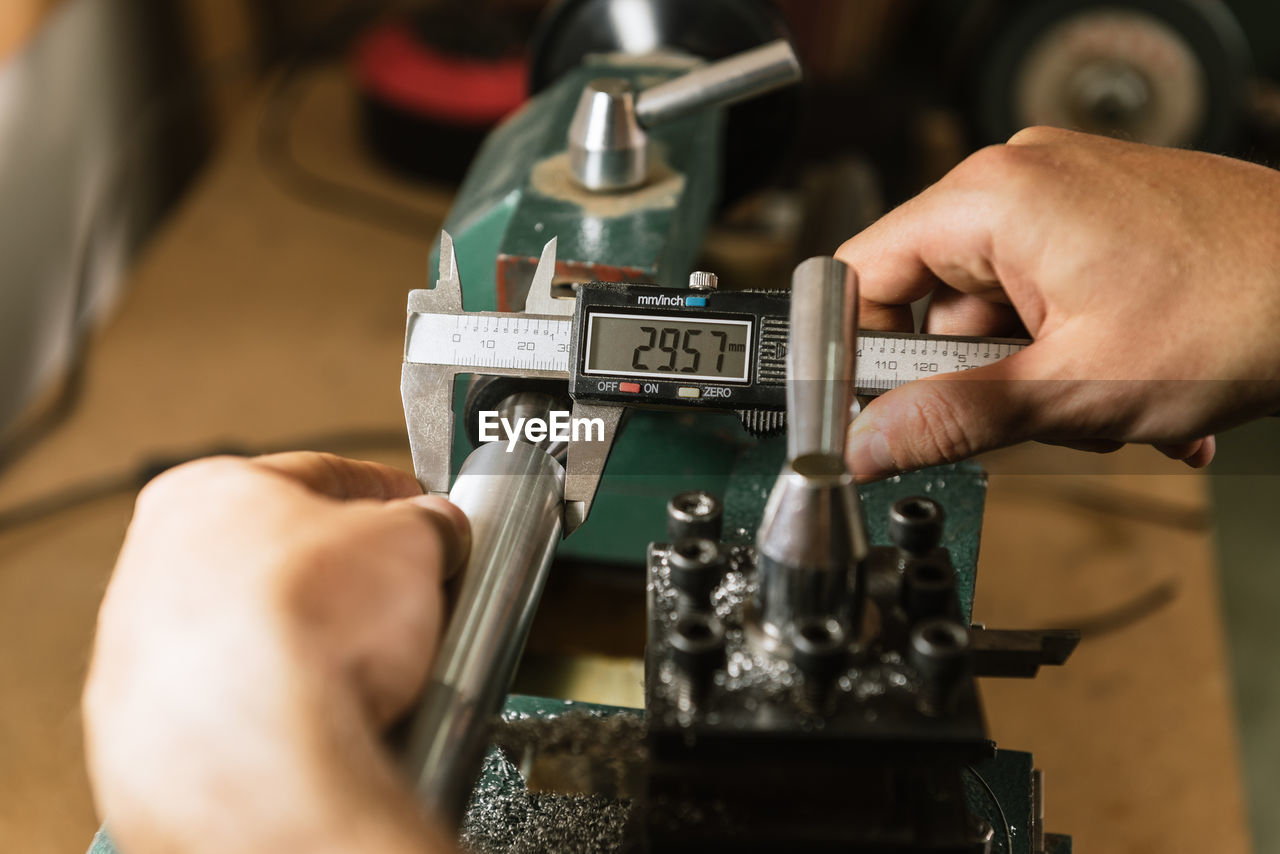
[846,344,1063,480]
[837,145,1051,333]
[1156,436,1216,468]
[923,286,1025,337]
[837,194,953,308]
[251,452,423,501]
[399,494,471,579]
[859,297,916,333]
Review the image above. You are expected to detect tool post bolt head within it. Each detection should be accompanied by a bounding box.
[789,617,850,712]
[670,613,727,713]
[667,490,724,541]
[908,618,972,716]
[669,538,728,612]
[900,559,957,622]
[889,496,944,557]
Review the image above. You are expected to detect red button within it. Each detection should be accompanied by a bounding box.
[619,382,641,393]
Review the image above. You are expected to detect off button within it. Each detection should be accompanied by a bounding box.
[677,386,701,399]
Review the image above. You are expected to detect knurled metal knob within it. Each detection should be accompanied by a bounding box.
[688,271,719,291]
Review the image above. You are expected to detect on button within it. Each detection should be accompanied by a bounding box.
[619,382,641,393]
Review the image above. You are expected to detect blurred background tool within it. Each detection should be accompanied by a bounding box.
[353,3,532,184]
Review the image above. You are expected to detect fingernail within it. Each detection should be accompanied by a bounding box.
[847,424,896,480]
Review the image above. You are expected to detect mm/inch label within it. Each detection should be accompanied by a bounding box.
[856,333,1027,393]
[405,313,573,372]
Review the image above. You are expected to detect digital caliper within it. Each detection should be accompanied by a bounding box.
[402,234,1027,531]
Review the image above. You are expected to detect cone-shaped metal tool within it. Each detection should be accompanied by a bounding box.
[757,453,866,638]
[568,79,648,192]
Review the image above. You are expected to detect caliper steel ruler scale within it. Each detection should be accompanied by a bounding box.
[402,233,622,535]
[403,233,1028,533]
[408,316,1029,394]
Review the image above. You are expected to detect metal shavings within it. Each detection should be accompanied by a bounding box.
[460,748,632,854]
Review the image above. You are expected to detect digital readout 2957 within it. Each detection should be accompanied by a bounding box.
[628,326,744,374]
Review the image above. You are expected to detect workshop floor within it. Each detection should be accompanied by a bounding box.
[0,69,1262,854]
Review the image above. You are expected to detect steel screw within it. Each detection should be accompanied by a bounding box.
[666,490,723,541]
[900,559,956,620]
[889,496,944,557]
[669,538,727,612]
[790,617,849,713]
[670,613,726,713]
[908,618,971,716]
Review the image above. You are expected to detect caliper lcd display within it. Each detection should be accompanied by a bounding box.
[583,312,752,383]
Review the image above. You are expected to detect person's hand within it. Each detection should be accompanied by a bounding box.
[838,126,1280,479]
[83,453,469,854]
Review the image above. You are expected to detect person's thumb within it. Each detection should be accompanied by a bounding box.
[402,494,471,579]
[846,347,1056,480]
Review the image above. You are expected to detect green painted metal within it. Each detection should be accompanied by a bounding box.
[428,56,752,564]
[966,749,1040,854]
[558,411,753,561]
[435,60,720,293]
[411,55,1042,847]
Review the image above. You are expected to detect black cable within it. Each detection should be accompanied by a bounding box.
[964,764,1013,853]
[256,68,441,241]
[0,428,409,535]
[255,3,443,242]
[991,483,1199,637]
[1046,578,1180,640]
[1001,481,1210,532]
[0,360,88,482]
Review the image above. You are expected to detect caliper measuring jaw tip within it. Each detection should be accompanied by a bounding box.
[401,231,620,536]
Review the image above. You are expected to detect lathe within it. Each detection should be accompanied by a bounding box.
[396,12,1081,851]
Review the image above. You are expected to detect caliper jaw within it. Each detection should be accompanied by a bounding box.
[402,232,465,499]
[400,231,621,535]
[563,402,624,534]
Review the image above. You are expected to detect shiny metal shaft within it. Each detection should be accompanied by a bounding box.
[787,256,858,460]
[634,40,801,127]
[756,256,866,646]
[404,441,564,827]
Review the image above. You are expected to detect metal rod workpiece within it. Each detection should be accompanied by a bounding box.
[756,256,867,645]
[634,39,802,128]
[403,440,565,827]
[786,256,858,459]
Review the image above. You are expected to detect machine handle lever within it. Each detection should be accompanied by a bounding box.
[634,40,802,128]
